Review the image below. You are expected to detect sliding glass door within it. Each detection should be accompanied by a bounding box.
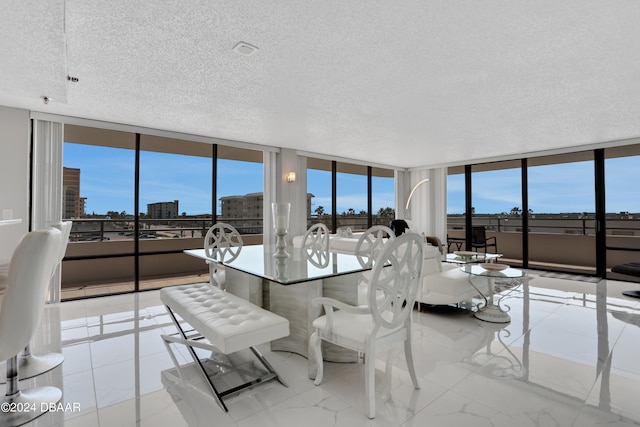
[605,144,640,279]
[62,125,264,299]
[527,152,595,274]
[471,160,522,265]
[63,126,137,296]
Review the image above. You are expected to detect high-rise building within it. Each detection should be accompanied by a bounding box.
[220,192,313,234]
[147,200,179,219]
[63,167,86,218]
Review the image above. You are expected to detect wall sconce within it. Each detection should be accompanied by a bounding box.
[286,172,296,183]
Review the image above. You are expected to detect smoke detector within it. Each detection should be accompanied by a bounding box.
[233,42,258,56]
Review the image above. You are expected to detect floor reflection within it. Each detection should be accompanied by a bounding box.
[18,273,640,426]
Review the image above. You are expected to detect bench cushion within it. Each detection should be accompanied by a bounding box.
[161,283,289,354]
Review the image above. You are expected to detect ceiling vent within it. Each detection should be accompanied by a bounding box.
[233,42,258,56]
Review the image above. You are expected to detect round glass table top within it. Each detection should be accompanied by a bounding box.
[460,264,524,278]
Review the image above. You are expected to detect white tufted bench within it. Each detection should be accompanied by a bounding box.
[160,282,289,412]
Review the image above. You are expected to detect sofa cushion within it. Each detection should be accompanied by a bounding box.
[419,263,490,305]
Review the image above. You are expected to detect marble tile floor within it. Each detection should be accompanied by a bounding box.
[15,273,640,426]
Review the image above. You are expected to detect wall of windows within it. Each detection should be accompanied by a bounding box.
[61,125,263,299]
[447,145,640,278]
[307,158,395,232]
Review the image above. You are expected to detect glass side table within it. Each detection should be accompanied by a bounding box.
[460,264,525,323]
[444,252,502,265]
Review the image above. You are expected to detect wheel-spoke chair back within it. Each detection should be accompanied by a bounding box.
[204,223,243,261]
[302,223,330,268]
[354,225,395,305]
[368,232,423,326]
[354,225,395,269]
[204,223,243,287]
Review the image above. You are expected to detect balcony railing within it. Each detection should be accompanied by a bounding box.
[69,214,397,243]
[67,217,263,242]
[446,215,640,273]
[447,215,640,237]
[59,214,640,299]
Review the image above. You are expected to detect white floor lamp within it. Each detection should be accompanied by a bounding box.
[404,178,430,220]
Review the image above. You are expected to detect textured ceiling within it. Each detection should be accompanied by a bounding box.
[2,1,640,169]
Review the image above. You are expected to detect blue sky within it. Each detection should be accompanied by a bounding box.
[447,157,640,214]
[65,143,639,216]
[64,143,395,215]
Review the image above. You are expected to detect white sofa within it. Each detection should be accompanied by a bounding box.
[292,230,366,254]
[293,229,487,307]
[417,245,489,306]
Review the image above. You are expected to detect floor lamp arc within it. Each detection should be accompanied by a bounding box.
[404,178,430,219]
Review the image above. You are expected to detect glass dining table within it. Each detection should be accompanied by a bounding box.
[184,244,369,365]
[186,244,368,285]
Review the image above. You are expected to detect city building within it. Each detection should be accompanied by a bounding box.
[220,192,314,233]
[147,200,179,219]
[62,167,85,218]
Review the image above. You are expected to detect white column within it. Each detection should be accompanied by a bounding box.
[406,167,448,244]
[430,167,448,245]
[407,169,430,234]
[32,119,64,303]
[395,169,410,219]
[276,148,307,243]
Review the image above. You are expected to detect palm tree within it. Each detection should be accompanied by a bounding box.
[377,207,395,217]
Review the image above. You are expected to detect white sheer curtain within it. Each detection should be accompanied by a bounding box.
[32,119,64,303]
[263,150,278,247]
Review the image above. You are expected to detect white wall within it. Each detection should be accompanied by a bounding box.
[0,106,30,260]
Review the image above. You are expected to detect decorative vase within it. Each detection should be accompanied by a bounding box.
[272,202,291,258]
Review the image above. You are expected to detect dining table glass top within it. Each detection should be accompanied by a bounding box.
[184,245,369,285]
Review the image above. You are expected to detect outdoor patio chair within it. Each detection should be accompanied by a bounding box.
[471,226,497,253]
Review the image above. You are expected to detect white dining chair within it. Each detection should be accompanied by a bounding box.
[353,225,395,305]
[302,223,330,268]
[203,223,243,288]
[308,232,424,419]
[0,228,63,426]
[0,221,72,384]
